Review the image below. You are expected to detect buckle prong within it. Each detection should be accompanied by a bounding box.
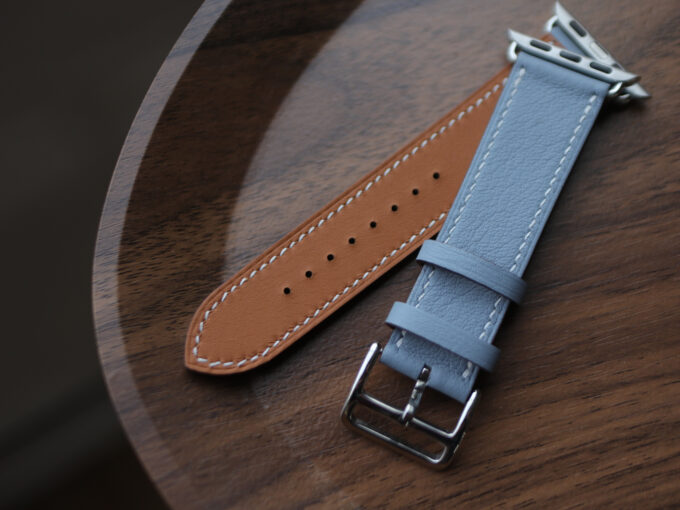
[401,365,430,425]
[341,343,480,469]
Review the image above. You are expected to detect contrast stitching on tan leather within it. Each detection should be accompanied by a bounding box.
[192,77,508,367]
[261,210,449,361]
[201,209,449,368]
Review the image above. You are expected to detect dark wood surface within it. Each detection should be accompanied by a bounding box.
[92,0,680,508]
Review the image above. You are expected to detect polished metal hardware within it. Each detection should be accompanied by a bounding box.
[341,343,479,469]
[545,1,649,102]
[401,364,430,424]
[506,29,639,99]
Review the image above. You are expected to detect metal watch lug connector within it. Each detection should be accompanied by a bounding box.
[545,1,650,102]
[506,29,639,100]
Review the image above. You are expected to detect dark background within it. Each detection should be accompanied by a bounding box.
[0,1,202,507]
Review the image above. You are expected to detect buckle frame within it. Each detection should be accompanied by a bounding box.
[341,343,480,469]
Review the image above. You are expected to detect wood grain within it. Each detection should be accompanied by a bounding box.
[93,0,680,508]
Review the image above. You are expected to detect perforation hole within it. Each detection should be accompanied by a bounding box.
[305,270,312,278]
[348,237,356,244]
[391,204,398,212]
[412,188,419,195]
[283,287,291,295]
[327,254,334,261]
[370,221,377,228]
[433,172,440,179]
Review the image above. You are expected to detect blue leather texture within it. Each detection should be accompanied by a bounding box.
[550,25,582,53]
[380,51,609,403]
[416,240,527,303]
[385,302,501,372]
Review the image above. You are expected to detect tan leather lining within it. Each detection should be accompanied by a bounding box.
[186,65,512,374]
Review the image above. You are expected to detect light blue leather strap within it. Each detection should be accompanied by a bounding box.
[380,51,610,403]
[385,302,501,372]
[550,25,582,53]
[417,240,526,303]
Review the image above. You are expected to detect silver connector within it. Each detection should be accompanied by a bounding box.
[507,29,639,99]
[546,1,649,101]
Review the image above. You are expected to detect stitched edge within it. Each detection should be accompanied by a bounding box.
[399,82,597,383]
[507,94,597,274]
[470,93,597,380]
[394,67,526,371]
[195,211,448,368]
[192,77,508,367]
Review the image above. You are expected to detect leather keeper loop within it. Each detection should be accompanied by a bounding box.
[385,302,500,372]
[416,240,527,303]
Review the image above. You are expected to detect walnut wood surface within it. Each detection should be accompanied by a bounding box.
[92,0,680,508]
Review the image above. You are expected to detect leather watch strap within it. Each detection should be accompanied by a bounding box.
[342,11,643,467]
[185,66,513,374]
[380,50,611,402]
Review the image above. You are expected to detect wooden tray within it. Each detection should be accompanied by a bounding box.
[93,0,680,507]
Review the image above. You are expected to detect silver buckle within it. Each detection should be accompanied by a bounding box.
[545,2,650,102]
[506,29,640,100]
[341,343,480,469]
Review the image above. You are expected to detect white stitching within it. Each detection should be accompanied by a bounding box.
[198,211,447,367]
[193,77,508,366]
[508,94,596,274]
[395,68,525,353]
[466,94,597,378]
[253,212,446,360]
